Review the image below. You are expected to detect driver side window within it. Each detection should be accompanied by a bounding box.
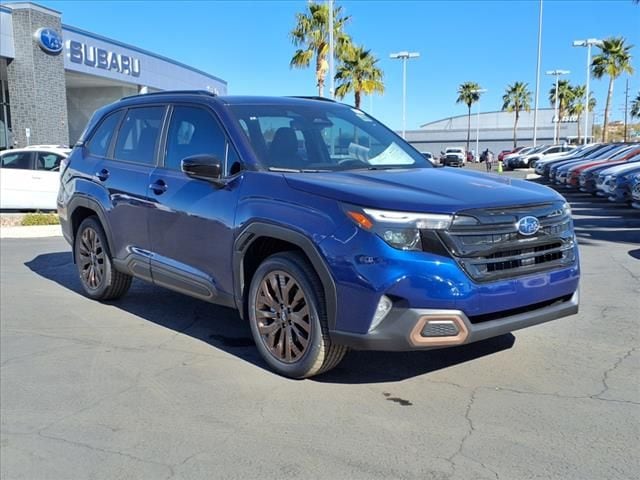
[164,106,227,172]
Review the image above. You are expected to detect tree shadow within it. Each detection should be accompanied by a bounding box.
[25,251,515,383]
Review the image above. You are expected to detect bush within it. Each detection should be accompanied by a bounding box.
[21,213,60,226]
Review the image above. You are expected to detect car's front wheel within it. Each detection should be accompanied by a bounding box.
[74,217,132,301]
[247,252,347,378]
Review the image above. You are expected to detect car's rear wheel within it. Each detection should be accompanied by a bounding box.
[248,252,347,378]
[75,217,132,301]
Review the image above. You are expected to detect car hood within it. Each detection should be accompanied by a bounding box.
[284,168,562,214]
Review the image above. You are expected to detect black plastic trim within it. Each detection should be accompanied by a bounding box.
[233,222,337,329]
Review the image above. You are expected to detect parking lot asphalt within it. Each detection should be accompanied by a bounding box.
[1,177,639,480]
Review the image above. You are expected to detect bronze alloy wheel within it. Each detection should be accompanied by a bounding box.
[77,226,105,290]
[254,270,311,363]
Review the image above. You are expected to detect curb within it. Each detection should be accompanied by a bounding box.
[0,225,63,239]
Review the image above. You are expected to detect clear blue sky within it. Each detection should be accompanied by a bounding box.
[37,0,640,130]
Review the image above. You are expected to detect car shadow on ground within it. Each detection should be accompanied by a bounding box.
[25,251,514,383]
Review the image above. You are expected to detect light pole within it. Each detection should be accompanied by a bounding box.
[390,51,420,138]
[471,88,487,160]
[532,0,543,146]
[546,69,570,144]
[328,0,334,98]
[573,38,603,144]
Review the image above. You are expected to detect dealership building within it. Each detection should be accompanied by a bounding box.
[0,2,227,149]
[405,108,595,155]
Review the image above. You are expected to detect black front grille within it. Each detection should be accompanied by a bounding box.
[431,202,577,282]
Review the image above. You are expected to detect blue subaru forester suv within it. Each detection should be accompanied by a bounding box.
[58,91,580,378]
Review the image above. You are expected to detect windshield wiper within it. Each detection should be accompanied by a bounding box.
[268,167,301,172]
[268,167,331,173]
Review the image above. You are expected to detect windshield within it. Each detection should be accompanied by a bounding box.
[229,103,431,171]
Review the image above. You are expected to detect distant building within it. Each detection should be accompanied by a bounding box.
[404,108,595,155]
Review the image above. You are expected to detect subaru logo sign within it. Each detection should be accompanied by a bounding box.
[35,28,63,55]
[517,216,540,236]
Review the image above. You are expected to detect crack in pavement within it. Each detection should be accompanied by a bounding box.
[592,346,638,401]
[445,387,500,480]
[37,430,175,477]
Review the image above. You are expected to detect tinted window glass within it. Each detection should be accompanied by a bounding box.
[0,151,31,169]
[87,111,123,158]
[164,106,226,171]
[114,107,164,164]
[36,152,64,171]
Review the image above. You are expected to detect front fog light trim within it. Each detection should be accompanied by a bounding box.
[370,295,393,332]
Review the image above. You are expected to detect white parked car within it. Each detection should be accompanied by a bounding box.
[0,146,70,210]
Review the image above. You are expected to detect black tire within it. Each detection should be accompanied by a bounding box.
[247,252,347,379]
[74,216,132,301]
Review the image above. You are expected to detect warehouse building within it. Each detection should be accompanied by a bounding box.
[0,2,227,149]
[406,109,595,156]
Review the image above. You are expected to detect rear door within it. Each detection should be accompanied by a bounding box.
[146,104,243,304]
[90,105,166,279]
[0,150,35,209]
[33,151,65,210]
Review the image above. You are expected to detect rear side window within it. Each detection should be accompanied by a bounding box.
[0,152,32,170]
[87,111,123,158]
[164,106,226,171]
[36,152,64,171]
[114,106,165,164]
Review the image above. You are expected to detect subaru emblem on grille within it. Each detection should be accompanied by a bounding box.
[517,216,540,236]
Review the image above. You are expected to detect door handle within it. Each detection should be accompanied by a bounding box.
[149,179,168,195]
[96,169,110,182]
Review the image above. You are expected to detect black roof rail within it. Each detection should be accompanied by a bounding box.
[287,96,337,103]
[120,90,217,101]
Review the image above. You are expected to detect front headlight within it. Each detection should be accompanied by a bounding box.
[343,205,452,251]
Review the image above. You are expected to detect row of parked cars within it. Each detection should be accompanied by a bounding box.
[530,142,640,208]
[501,144,577,170]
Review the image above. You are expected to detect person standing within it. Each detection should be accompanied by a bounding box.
[485,149,494,172]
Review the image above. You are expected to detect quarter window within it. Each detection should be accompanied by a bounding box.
[87,110,123,158]
[113,107,165,164]
[0,151,31,170]
[164,106,226,171]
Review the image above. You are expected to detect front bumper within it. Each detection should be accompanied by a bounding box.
[331,290,579,351]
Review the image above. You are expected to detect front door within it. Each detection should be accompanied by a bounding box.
[0,150,34,209]
[147,104,242,305]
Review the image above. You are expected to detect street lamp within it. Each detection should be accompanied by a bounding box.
[546,69,570,144]
[573,38,603,144]
[389,51,420,138]
[471,88,487,161]
[328,0,334,98]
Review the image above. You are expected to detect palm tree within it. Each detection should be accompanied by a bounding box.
[456,82,483,155]
[502,82,532,148]
[631,91,640,119]
[548,79,574,122]
[591,37,634,141]
[290,1,351,97]
[334,45,384,109]
[568,85,596,142]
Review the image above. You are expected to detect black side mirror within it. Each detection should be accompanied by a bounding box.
[181,155,224,186]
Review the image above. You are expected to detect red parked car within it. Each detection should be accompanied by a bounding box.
[499,146,525,162]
